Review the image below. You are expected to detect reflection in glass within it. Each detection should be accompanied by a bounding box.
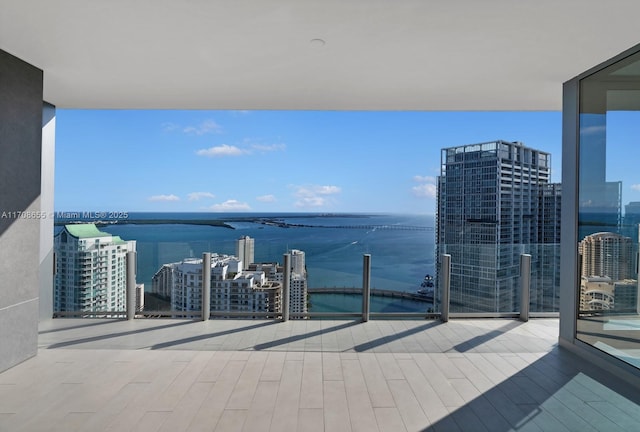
[577,49,640,368]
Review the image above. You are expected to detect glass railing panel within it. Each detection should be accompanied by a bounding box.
[54,213,436,318]
[435,243,560,315]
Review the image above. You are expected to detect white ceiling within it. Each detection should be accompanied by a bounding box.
[1,0,639,111]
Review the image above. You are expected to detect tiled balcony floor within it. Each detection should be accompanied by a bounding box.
[1,318,640,431]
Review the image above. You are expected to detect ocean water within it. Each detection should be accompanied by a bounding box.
[55,213,435,313]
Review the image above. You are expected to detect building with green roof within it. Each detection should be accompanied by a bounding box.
[54,224,136,313]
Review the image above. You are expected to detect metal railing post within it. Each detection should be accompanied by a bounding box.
[440,254,451,322]
[362,254,371,322]
[282,253,290,322]
[520,253,531,322]
[126,251,136,320]
[202,252,211,321]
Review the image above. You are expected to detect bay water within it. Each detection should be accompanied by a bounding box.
[56,213,435,313]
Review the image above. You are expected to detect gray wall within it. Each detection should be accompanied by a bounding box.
[0,49,43,373]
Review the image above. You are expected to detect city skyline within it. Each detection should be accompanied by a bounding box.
[55,110,565,214]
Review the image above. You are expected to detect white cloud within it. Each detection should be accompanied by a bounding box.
[161,122,180,132]
[295,196,328,208]
[631,184,640,191]
[196,144,246,157]
[413,175,436,183]
[295,185,342,196]
[148,194,180,202]
[163,119,222,135]
[412,184,437,198]
[183,119,222,135]
[210,199,251,211]
[256,194,276,203]
[580,125,606,136]
[187,192,216,201]
[195,141,285,158]
[250,143,286,153]
[292,184,341,208]
[412,174,437,198]
[317,185,341,195]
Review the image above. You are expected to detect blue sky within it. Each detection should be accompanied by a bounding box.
[54,110,564,214]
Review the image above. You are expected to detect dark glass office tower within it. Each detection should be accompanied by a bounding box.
[436,140,561,312]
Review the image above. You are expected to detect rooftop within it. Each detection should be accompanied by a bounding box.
[63,224,111,239]
[2,318,640,431]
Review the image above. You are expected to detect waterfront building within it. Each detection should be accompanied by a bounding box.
[579,276,638,314]
[290,249,305,276]
[153,249,307,316]
[247,255,309,317]
[151,264,174,299]
[153,255,237,313]
[579,232,633,281]
[580,276,615,311]
[54,224,136,313]
[236,235,255,270]
[578,232,637,313]
[247,262,281,280]
[436,140,561,312]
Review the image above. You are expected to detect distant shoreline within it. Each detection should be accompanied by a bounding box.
[54,214,434,232]
[54,219,237,229]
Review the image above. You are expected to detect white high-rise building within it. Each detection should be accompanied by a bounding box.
[290,249,306,276]
[248,258,309,317]
[151,264,174,298]
[54,224,136,313]
[153,254,282,315]
[153,247,308,317]
[236,236,255,270]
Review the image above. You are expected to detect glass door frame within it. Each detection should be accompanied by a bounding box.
[560,42,640,382]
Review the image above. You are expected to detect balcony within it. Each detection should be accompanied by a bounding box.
[30,240,640,430]
[2,317,640,431]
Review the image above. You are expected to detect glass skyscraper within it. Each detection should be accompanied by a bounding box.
[436,140,561,312]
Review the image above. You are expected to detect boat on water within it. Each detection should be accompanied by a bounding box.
[417,274,434,296]
[420,274,434,288]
